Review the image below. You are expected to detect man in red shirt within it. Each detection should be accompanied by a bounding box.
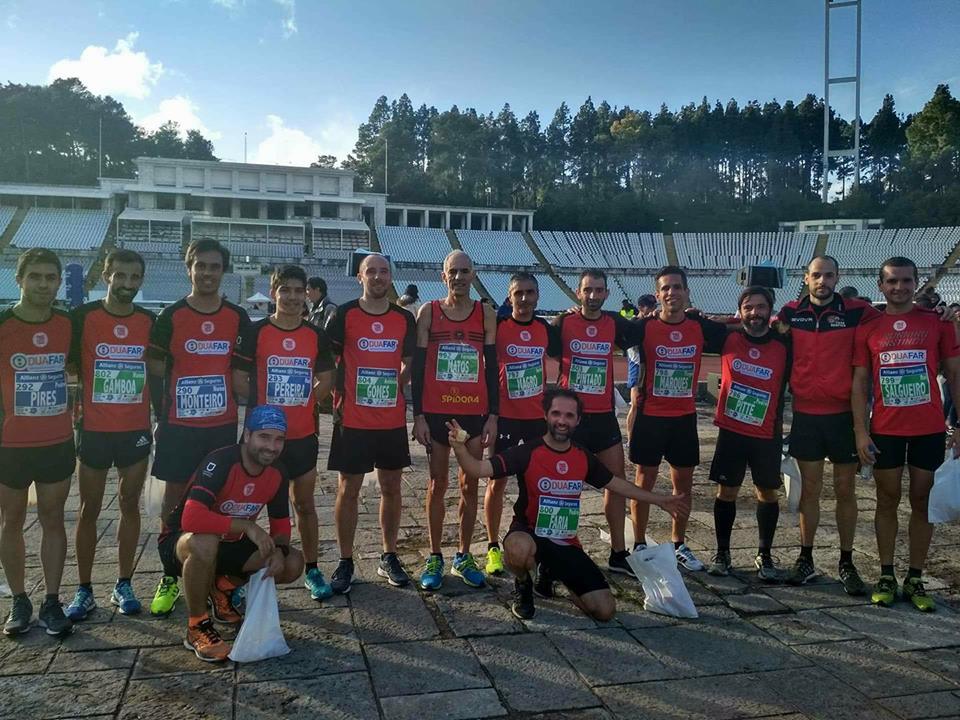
[630,266,728,572]
[233,265,334,600]
[324,254,416,592]
[67,249,156,621]
[447,388,687,620]
[852,256,960,612]
[484,271,560,576]
[706,287,790,581]
[158,405,303,661]
[778,255,878,593]
[147,239,250,616]
[412,250,498,590]
[0,249,75,638]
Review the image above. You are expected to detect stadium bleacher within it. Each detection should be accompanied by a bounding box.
[674,232,819,270]
[454,230,539,267]
[11,208,112,251]
[478,271,573,312]
[377,226,452,264]
[827,228,960,269]
[0,206,16,238]
[684,274,744,314]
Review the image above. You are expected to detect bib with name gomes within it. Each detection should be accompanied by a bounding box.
[0,309,73,447]
[715,331,788,439]
[854,308,959,437]
[497,317,552,420]
[424,300,488,415]
[559,313,618,413]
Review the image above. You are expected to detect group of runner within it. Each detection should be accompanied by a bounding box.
[0,240,954,660]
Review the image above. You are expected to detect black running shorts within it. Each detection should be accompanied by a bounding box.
[493,417,547,454]
[328,425,411,475]
[152,422,238,483]
[629,412,699,468]
[77,429,152,471]
[279,434,320,479]
[709,428,782,489]
[872,433,945,473]
[0,439,76,490]
[158,532,259,578]
[506,521,609,597]
[788,411,858,465]
[572,411,622,454]
[424,413,486,448]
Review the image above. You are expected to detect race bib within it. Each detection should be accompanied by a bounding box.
[569,356,607,395]
[723,381,770,427]
[15,370,67,417]
[506,359,543,400]
[92,360,146,404]
[356,367,398,408]
[879,364,931,407]
[266,361,312,407]
[436,343,479,383]
[175,374,227,419]
[535,497,580,540]
[653,360,695,398]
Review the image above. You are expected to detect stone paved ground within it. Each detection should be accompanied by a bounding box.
[5,407,960,719]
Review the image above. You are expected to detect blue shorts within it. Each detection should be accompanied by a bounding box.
[627,359,641,390]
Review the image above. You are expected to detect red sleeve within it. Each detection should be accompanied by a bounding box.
[863,303,882,321]
[182,498,233,535]
[852,324,871,368]
[940,321,960,360]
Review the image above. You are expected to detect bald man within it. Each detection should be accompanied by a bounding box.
[412,250,499,590]
[324,254,417,592]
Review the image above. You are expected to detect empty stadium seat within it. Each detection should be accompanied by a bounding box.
[674,232,818,270]
[377,226,453,264]
[478,271,573,312]
[454,230,539,266]
[11,208,112,251]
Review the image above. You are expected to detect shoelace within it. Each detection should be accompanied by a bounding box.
[909,579,928,596]
[115,583,136,602]
[458,554,479,572]
[424,556,443,575]
[12,595,31,617]
[159,577,177,595]
[333,562,353,581]
[384,555,403,574]
[196,619,222,645]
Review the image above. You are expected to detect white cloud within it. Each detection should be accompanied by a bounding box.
[252,115,322,166]
[211,0,241,8]
[273,0,296,38]
[47,32,163,99]
[139,95,222,140]
[6,13,18,29]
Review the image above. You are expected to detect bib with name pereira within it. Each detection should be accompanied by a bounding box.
[715,330,790,440]
[0,308,73,448]
[423,300,489,415]
[490,438,613,547]
[853,307,959,437]
[149,299,250,428]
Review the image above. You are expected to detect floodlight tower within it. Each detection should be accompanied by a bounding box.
[822,0,862,203]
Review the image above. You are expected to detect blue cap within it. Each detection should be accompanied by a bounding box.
[245,405,287,433]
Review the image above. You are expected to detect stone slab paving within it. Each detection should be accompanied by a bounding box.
[4,411,960,718]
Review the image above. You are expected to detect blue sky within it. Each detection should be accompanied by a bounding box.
[1,0,958,167]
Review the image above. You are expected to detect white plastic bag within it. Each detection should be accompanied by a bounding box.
[228,569,290,662]
[142,474,164,519]
[781,453,801,513]
[929,453,960,524]
[626,542,698,618]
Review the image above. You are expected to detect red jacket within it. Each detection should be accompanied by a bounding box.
[777,294,879,415]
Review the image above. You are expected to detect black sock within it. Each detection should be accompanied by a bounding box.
[305,562,318,572]
[881,564,895,577]
[674,540,683,550]
[799,545,813,562]
[713,498,736,552]
[756,501,779,556]
[907,567,922,579]
[117,577,130,585]
[381,552,395,559]
[45,593,58,603]
[488,541,500,551]
[611,548,628,558]
[339,557,353,565]
[839,549,853,565]
[430,552,443,559]
[79,582,93,592]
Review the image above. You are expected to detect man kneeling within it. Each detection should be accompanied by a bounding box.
[449,388,687,621]
[157,405,304,661]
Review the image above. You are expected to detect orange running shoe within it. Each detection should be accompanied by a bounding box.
[208,585,242,625]
[184,618,231,662]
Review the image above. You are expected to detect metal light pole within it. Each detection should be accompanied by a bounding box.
[822,0,862,202]
[384,137,389,196]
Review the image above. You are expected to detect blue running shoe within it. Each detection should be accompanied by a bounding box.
[66,586,96,622]
[419,555,445,591]
[111,580,142,615]
[304,567,333,601]
[451,552,485,588]
[230,583,247,615]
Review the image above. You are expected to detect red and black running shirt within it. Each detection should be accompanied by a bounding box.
[0,308,73,448]
[149,299,249,428]
[496,316,560,421]
[233,319,335,440]
[632,314,727,417]
[556,311,637,414]
[490,437,612,547]
[777,295,879,415]
[71,301,156,433]
[325,300,416,431]
[853,307,959,437]
[423,300,489,416]
[715,330,791,440]
[161,444,290,543]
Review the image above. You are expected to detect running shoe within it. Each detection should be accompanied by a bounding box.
[3,594,32,636]
[304,567,333,601]
[903,577,936,613]
[111,580,142,615]
[871,574,898,607]
[330,559,355,595]
[512,575,536,620]
[754,553,780,583]
[150,575,180,617]
[208,585,242,625]
[452,552,485,588]
[377,553,410,587]
[485,546,506,576]
[66,586,96,621]
[838,561,866,596]
[185,618,231,662]
[37,598,73,637]
[230,583,247,616]
[786,556,817,586]
[608,549,635,577]
[419,555,444,591]
[534,563,554,599]
[675,544,704,571]
[707,550,732,577]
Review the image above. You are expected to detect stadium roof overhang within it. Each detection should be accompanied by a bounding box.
[118,208,188,222]
[0,182,112,199]
[190,216,305,228]
[311,219,369,232]
[187,190,366,204]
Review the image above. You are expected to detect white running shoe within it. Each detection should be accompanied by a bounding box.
[675,543,704,571]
